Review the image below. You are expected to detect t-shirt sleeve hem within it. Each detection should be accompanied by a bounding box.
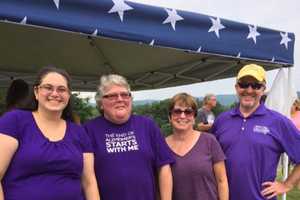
[0,132,19,141]
[213,156,226,164]
[82,148,94,153]
[157,158,175,168]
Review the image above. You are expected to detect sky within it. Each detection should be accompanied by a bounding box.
[80,0,300,101]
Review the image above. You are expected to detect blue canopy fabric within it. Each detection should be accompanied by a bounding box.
[0,0,295,91]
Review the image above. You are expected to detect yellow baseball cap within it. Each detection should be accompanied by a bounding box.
[237,64,266,82]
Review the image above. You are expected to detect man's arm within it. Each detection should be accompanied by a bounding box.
[158,164,172,200]
[261,164,300,199]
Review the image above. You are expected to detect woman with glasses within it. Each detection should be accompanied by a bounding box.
[0,67,100,200]
[166,93,228,200]
[84,74,174,200]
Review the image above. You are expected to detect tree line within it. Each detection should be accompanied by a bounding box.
[133,98,234,136]
[0,89,234,135]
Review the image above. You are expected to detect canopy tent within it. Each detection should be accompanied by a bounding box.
[0,0,295,91]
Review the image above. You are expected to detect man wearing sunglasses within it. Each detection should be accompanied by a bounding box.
[211,64,300,200]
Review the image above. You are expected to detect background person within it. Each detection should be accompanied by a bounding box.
[212,64,300,200]
[166,93,228,200]
[291,98,300,130]
[0,67,100,200]
[84,74,174,200]
[197,93,217,132]
[5,79,29,112]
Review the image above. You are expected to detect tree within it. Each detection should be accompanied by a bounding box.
[133,99,171,136]
[133,98,232,137]
[72,93,98,123]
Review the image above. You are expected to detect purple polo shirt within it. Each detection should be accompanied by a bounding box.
[0,109,92,200]
[84,115,174,200]
[211,103,300,200]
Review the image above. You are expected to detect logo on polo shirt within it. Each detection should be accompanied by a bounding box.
[253,125,270,135]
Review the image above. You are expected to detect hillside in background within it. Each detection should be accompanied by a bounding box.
[133,99,157,106]
[198,94,238,106]
[134,92,300,107]
[133,94,238,106]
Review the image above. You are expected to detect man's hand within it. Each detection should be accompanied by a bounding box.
[261,181,293,199]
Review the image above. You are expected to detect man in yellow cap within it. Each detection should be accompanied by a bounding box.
[211,64,300,200]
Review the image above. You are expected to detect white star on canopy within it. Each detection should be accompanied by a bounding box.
[163,9,184,31]
[53,0,59,9]
[280,32,291,49]
[271,57,275,62]
[247,25,260,44]
[20,16,27,24]
[92,29,98,36]
[197,46,202,53]
[208,17,225,38]
[149,40,155,46]
[108,0,133,22]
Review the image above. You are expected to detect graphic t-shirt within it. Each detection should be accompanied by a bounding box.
[84,115,174,200]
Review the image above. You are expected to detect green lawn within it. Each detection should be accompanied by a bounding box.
[277,166,300,200]
[278,189,300,200]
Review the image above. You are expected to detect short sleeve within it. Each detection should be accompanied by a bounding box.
[209,134,226,163]
[0,110,20,140]
[277,117,300,164]
[148,118,175,168]
[211,114,221,138]
[77,125,94,153]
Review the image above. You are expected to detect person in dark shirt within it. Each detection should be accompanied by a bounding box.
[5,79,29,112]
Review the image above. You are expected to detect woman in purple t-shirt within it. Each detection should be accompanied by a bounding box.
[166,93,229,200]
[0,67,100,200]
[84,74,174,200]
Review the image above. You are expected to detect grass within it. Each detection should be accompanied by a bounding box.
[277,165,300,200]
[278,188,300,200]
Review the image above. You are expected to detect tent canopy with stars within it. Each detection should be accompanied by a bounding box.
[0,0,295,91]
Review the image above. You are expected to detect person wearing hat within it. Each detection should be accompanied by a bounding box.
[211,64,300,200]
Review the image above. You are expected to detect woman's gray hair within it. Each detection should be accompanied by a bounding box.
[97,74,131,99]
[203,93,215,105]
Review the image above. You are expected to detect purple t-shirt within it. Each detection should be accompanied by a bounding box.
[84,115,174,200]
[171,133,225,200]
[0,109,92,200]
[211,103,300,200]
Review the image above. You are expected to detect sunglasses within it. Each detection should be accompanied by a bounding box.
[237,82,264,90]
[171,108,195,117]
[102,92,132,101]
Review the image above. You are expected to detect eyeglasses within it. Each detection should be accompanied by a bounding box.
[237,82,264,90]
[171,108,195,117]
[102,92,132,101]
[38,84,69,95]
